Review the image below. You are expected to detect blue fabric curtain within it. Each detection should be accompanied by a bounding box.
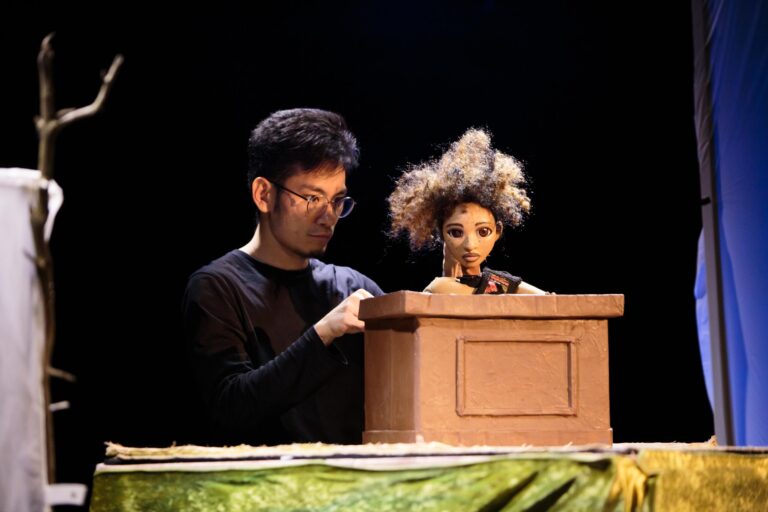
[693,0,768,445]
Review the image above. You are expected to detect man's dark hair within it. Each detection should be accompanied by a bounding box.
[247,108,359,189]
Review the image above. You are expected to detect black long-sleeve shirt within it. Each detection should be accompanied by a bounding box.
[182,249,383,446]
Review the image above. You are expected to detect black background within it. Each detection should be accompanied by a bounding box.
[2,0,711,498]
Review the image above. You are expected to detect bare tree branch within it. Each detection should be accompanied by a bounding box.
[59,55,124,125]
[31,32,123,485]
[37,33,55,124]
[47,366,77,383]
[35,36,124,178]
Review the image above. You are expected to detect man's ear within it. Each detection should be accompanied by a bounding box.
[251,177,272,214]
[495,221,504,241]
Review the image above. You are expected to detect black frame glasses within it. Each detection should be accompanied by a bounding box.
[267,179,356,218]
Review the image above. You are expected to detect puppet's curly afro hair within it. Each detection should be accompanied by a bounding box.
[388,128,530,250]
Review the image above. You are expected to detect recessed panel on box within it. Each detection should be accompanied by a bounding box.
[456,336,575,416]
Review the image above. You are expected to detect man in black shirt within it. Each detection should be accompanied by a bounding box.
[182,109,383,446]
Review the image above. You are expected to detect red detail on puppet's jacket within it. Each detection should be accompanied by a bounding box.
[484,273,510,294]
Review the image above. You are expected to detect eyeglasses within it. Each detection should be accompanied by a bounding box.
[267,179,356,218]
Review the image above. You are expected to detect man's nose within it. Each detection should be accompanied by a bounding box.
[316,202,339,225]
[463,234,478,250]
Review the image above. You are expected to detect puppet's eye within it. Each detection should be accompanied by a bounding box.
[478,227,493,237]
[447,228,463,238]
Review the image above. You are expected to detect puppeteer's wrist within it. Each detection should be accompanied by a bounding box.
[313,321,334,346]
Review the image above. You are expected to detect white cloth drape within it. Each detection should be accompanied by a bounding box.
[0,168,63,512]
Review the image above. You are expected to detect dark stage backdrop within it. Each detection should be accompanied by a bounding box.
[1,1,711,493]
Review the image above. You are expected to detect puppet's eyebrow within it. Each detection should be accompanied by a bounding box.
[445,221,493,229]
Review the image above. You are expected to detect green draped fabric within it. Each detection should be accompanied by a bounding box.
[90,456,627,512]
[90,445,768,510]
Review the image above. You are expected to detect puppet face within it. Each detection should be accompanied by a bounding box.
[442,202,501,275]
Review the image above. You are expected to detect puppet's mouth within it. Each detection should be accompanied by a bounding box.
[462,252,480,262]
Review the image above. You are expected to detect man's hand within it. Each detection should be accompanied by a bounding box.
[442,242,462,278]
[314,289,374,345]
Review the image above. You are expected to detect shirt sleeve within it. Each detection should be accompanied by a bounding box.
[361,274,385,296]
[182,272,348,433]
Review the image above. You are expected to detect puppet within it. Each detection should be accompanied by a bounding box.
[388,128,546,294]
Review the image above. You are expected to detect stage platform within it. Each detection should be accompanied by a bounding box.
[90,441,768,511]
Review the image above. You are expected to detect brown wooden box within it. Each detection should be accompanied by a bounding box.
[359,291,624,446]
